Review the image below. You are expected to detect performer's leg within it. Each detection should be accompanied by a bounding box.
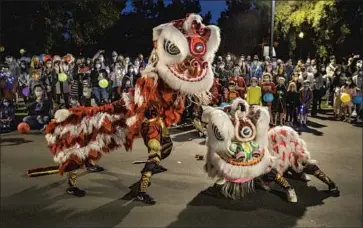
[262,169,297,203]
[85,159,105,172]
[66,169,86,197]
[303,163,340,196]
[135,139,162,204]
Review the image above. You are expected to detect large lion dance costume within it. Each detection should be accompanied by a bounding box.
[201,98,340,203]
[45,14,221,204]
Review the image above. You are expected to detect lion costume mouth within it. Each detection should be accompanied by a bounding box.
[217,143,265,167]
[167,57,208,82]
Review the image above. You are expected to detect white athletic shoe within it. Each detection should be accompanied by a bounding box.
[286,188,298,203]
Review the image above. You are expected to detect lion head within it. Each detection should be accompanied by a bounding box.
[145,14,221,95]
[202,98,277,195]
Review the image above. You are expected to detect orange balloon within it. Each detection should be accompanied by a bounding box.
[17,122,30,134]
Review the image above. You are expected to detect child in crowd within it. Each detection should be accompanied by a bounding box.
[260,73,276,124]
[81,73,92,107]
[70,73,82,107]
[299,80,313,127]
[290,71,302,91]
[340,77,357,123]
[23,84,51,131]
[246,77,262,106]
[333,86,342,119]
[273,77,287,125]
[285,82,300,126]
[0,98,15,131]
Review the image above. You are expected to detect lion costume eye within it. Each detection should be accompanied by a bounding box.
[163,39,181,55]
[240,126,252,138]
[212,124,224,141]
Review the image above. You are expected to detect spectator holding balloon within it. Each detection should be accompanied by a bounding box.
[90,59,109,106]
[53,56,71,108]
[340,77,357,123]
[260,73,276,125]
[18,60,30,103]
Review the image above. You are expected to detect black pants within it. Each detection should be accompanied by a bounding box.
[111,87,121,102]
[311,89,320,116]
[286,105,298,123]
[56,93,70,108]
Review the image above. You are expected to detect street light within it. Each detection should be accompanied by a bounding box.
[269,0,275,58]
[298,32,304,58]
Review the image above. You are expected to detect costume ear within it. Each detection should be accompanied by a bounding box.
[152,23,170,41]
[200,105,215,123]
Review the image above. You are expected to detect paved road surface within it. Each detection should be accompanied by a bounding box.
[0,115,362,227]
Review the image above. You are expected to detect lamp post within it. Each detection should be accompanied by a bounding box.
[298,32,304,59]
[269,0,275,58]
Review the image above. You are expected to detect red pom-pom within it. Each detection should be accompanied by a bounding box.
[17,122,30,134]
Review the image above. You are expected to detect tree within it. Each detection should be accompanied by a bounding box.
[217,0,270,56]
[274,0,352,58]
[1,1,48,55]
[1,0,126,55]
[65,0,126,50]
[202,11,212,25]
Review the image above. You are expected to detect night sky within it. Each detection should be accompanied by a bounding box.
[123,0,227,23]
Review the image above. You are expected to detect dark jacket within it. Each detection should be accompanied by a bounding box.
[286,91,300,107]
[26,98,51,117]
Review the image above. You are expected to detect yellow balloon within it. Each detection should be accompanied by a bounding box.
[99,79,109,88]
[58,72,68,82]
[340,93,351,103]
[20,49,25,54]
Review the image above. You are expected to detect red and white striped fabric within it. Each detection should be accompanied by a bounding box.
[45,77,154,174]
[268,126,316,174]
[45,76,185,174]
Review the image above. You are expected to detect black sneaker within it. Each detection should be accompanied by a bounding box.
[151,164,168,174]
[328,184,340,197]
[86,164,105,172]
[66,187,86,197]
[135,193,156,205]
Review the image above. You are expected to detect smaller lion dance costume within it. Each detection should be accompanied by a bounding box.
[45,14,221,204]
[201,98,339,203]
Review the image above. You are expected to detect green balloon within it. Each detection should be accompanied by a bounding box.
[58,72,68,82]
[99,79,109,88]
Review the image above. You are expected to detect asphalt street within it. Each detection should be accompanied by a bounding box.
[0,114,362,228]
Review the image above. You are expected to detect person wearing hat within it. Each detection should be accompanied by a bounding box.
[246,77,262,106]
[225,81,239,104]
[230,66,247,98]
[299,80,313,127]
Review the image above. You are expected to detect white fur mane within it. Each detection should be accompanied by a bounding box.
[144,14,221,96]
